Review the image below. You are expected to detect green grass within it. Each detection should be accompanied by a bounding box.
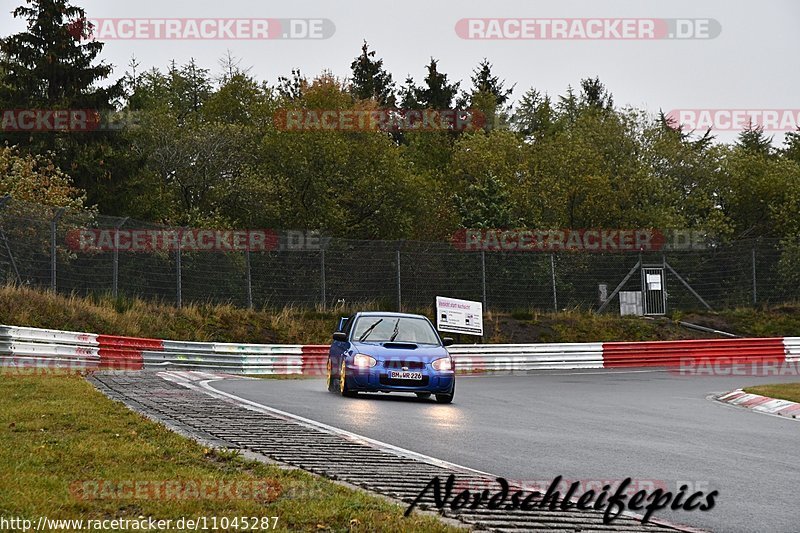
[0,375,461,532]
[743,383,800,403]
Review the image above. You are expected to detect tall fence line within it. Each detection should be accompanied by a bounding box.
[0,197,792,312]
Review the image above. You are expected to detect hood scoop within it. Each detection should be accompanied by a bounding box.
[382,342,418,349]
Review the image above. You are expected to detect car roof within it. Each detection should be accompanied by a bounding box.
[354,311,429,319]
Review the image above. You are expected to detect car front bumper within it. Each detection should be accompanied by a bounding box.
[346,366,455,394]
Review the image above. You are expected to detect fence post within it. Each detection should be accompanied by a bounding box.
[0,196,21,285]
[245,249,253,309]
[320,248,326,310]
[176,246,182,309]
[481,250,487,310]
[752,247,757,305]
[396,249,402,312]
[112,217,128,299]
[50,208,65,292]
[550,253,558,312]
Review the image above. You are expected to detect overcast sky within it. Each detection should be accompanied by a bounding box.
[2,0,798,141]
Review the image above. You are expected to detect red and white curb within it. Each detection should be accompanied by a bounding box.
[715,389,800,419]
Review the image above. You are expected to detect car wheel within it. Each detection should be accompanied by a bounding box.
[415,392,431,399]
[340,359,358,397]
[326,358,337,392]
[435,382,455,404]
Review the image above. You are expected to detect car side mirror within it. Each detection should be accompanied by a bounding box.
[333,332,348,342]
[442,337,455,347]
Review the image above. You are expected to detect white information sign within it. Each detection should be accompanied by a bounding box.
[646,273,662,291]
[436,296,483,336]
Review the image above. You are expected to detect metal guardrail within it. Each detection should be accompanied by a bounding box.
[449,343,604,371]
[0,325,100,369]
[603,338,788,367]
[1,324,795,374]
[782,337,800,362]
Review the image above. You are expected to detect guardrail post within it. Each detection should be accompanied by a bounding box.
[320,249,326,310]
[112,217,128,299]
[176,246,182,309]
[50,208,65,292]
[396,249,402,312]
[550,253,558,312]
[245,249,253,309]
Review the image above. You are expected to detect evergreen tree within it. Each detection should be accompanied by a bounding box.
[0,0,124,208]
[736,122,773,156]
[399,59,459,110]
[349,41,395,107]
[462,59,513,108]
[579,77,613,110]
[512,88,555,140]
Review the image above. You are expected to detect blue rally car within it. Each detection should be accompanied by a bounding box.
[326,312,456,403]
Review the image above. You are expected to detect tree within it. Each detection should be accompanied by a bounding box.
[399,59,459,110]
[0,0,124,208]
[0,144,86,209]
[736,122,773,156]
[784,127,800,164]
[349,41,395,107]
[511,88,556,140]
[579,77,613,110]
[0,0,120,108]
[464,59,513,108]
[460,59,514,130]
[168,59,212,120]
[276,69,306,102]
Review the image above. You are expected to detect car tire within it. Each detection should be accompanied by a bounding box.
[435,382,455,404]
[340,359,358,397]
[326,358,337,393]
[415,392,432,399]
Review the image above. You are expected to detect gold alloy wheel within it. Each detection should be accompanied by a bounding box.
[340,359,346,394]
[326,358,332,390]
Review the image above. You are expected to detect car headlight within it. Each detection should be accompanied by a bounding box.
[431,357,453,371]
[353,353,378,368]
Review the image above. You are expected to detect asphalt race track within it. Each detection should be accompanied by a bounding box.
[212,369,800,533]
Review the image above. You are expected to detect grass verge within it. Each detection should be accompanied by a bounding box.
[4,284,800,345]
[0,375,461,532]
[742,383,800,403]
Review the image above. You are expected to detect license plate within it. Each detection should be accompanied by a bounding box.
[389,370,423,380]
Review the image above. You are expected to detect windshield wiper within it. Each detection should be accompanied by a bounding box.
[389,319,400,341]
[358,319,383,342]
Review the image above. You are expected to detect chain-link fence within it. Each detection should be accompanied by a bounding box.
[0,196,792,313]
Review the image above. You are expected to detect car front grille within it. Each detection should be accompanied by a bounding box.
[382,360,426,369]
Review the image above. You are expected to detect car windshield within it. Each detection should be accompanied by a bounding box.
[352,316,440,345]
